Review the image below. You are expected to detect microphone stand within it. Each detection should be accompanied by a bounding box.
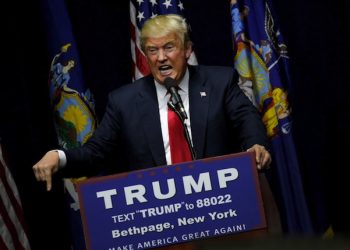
[168,101,197,160]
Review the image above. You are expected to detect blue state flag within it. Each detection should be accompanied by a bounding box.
[230,0,318,234]
[41,0,97,249]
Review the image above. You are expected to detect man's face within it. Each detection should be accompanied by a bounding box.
[144,33,192,85]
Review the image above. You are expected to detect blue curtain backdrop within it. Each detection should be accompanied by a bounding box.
[1,1,71,249]
[271,0,350,235]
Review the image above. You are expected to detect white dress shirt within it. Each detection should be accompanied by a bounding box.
[154,69,192,165]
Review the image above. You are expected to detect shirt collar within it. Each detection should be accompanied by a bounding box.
[154,68,189,97]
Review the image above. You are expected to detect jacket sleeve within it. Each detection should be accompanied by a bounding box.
[224,69,269,150]
[61,90,122,177]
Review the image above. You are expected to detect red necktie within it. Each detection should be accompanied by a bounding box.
[162,109,196,250]
[167,107,192,164]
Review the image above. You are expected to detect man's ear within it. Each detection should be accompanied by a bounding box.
[185,42,193,59]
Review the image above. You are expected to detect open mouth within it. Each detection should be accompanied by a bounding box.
[159,65,173,76]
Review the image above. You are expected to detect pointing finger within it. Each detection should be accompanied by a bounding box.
[46,175,52,191]
[43,169,52,191]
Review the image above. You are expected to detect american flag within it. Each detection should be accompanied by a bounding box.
[0,141,31,250]
[130,0,197,80]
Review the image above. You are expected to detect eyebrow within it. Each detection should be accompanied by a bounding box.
[146,40,177,48]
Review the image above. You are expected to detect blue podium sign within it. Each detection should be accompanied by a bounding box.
[77,152,266,250]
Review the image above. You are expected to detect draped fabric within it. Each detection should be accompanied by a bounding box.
[230,0,313,233]
[0,141,31,250]
[41,0,98,248]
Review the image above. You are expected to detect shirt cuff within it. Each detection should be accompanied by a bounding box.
[56,149,67,169]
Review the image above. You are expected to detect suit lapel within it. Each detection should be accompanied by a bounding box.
[189,66,209,159]
[136,77,167,166]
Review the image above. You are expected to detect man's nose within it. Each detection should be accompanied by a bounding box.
[157,49,167,62]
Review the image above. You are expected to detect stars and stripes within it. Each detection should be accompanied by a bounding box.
[0,141,31,250]
[130,0,197,80]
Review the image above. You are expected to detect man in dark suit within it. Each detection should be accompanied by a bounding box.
[33,14,271,192]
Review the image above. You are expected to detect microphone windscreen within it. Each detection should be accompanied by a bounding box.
[164,77,177,90]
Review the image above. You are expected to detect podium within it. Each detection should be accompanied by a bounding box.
[77,152,266,250]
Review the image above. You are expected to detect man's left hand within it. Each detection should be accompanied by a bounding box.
[247,144,271,170]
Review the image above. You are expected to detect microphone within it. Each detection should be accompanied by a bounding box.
[164,77,188,120]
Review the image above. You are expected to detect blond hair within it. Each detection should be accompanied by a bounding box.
[140,14,191,51]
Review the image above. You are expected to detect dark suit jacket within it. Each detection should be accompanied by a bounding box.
[63,65,268,176]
